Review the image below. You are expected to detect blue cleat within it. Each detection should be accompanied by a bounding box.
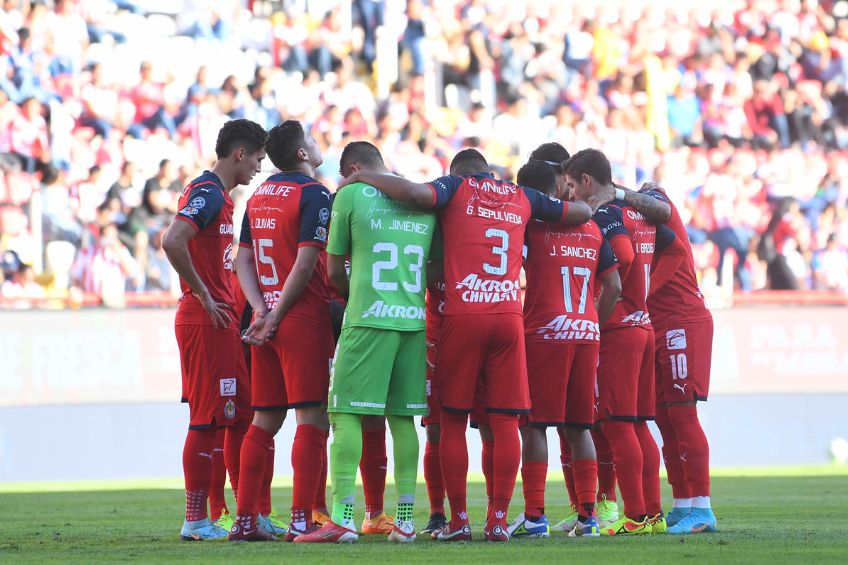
[507,513,550,538]
[568,516,601,538]
[666,507,691,528]
[667,508,718,534]
[180,518,229,541]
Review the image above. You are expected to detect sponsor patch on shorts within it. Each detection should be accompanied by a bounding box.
[220,377,237,397]
[666,329,687,350]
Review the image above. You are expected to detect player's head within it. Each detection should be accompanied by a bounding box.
[215,119,268,185]
[449,148,489,175]
[529,142,570,199]
[563,148,612,203]
[265,120,323,173]
[517,161,557,197]
[339,141,386,178]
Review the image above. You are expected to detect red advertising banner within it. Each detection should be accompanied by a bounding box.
[0,306,846,406]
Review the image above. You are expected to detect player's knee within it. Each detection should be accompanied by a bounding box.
[361,414,387,430]
[295,405,329,430]
[252,410,285,435]
[426,424,441,444]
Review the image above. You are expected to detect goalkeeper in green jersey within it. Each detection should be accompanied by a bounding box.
[295,141,437,544]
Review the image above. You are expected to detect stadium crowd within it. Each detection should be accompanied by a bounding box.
[1,0,848,307]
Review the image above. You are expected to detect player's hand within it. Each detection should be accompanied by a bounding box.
[194,291,232,329]
[337,171,362,190]
[588,184,616,212]
[242,310,278,345]
[639,180,666,195]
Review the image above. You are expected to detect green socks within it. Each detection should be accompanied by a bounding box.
[330,413,362,528]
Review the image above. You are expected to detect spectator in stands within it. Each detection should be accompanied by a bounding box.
[128,61,176,138]
[71,222,138,304]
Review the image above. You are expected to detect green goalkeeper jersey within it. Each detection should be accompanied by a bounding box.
[327,181,437,332]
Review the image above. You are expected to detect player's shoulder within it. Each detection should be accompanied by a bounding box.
[594,201,623,219]
[185,171,224,196]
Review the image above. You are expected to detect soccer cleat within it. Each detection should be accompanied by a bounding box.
[284,522,320,542]
[361,512,395,535]
[312,510,331,527]
[422,512,447,535]
[596,495,620,528]
[435,523,472,542]
[568,516,601,538]
[507,513,550,538]
[211,510,234,532]
[227,519,279,542]
[180,518,229,541]
[648,513,667,534]
[387,519,417,543]
[667,508,718,534]
[552,505,579,532]
[483,520,510,542]
[600,516,651,536]
[293,521,359,543]
[665,507,691,527]
[267,510,290,531]
[258,513,287,536]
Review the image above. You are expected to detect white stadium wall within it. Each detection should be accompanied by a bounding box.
[1,307,847,482]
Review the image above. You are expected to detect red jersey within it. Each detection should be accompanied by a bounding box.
[173,171,237,329]
[523,219,618,343]
[427,173,569,316]
[593,201,664,331]
[239,172,332,325]
[641,189,711,325]
[425,281,446,341]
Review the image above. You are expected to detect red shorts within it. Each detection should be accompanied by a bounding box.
[526,340,599,429]
[435,313,529,414]
[422,338,440,426]
[655,317,713,404]
[176,324,251,429]
[597,327,655,421]
[251,318,333,410]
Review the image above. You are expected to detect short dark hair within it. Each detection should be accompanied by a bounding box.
[340,141,384,173]
[265,120,307,170]
[449,148,488,175]
[529,142,570,167]
[517,161,557,197]
[215,119,268,160]
[562,148,612,185]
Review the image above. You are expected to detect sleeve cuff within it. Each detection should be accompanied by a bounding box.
[238,241,252,249]
[559,201,570,222]
[174,215,200,232]
[428,184,438,207]
[298,241,326,248]
[598,264,620,279]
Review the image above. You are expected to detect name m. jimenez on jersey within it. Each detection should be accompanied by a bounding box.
[523,219,618,342]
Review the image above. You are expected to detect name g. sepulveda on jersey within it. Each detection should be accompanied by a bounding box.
[456,274,520,303]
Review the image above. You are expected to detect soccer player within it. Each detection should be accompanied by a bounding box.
[162,118,267,541]
[509,160,621,539]
[590,182,718,534]
[295,141,436,543]
[564,149,685,536]
[341,148,592,542]
[229,120,334,542]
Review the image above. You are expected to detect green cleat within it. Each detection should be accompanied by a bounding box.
[600,516,651,536]
[552,505,578,532]
[212,510,234,532]
[648,513,667,534]
[596,495,620,528]
[267,511,289,532]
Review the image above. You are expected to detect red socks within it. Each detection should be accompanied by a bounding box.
[360,426,388,516]
[313,437,328,513]
[572,459,598,516]
[592,427,617,502]
[258,440,275,516]
[208,427,227,521]
[521,460,547,518]
[635,421,662,516]
[655,404,691,499]
[667,404,711,497]
[481,438,494,514]
[291,424,328,525]
[424,441,445,515]
[224,420,248,502]
[557,429,578,507]
[183,427,217,521]
[602,420,645,519]
[488,414,520,525]
[439,411,469,528]
[235,424,274,521]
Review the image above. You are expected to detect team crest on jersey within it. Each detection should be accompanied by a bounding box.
[224,399,236,419]
[666,329,687,350]
[315,226,327,241]
[189,196,206,209]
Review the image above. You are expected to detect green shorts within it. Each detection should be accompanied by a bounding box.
[328,326,427,416]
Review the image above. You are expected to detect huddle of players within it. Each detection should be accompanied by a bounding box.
[165,117,718,544]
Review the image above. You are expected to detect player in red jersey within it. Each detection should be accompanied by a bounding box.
[341,148,592,542]
[229,120,334,542]
[565,149,686,536]
[162,119,267,541]
[590,182,718,534]
[509,159,621,539]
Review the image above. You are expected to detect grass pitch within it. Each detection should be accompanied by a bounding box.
[2,469,846,564]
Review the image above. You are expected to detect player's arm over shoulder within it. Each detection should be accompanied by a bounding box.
[347,170,436,208]
[523,187,591,225]
[621,185,671,223]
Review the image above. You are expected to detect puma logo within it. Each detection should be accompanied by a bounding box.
[673,383,688,394]
[679,452,688,463]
